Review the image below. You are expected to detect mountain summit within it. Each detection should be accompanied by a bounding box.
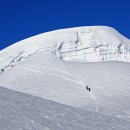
[0,26,130,70]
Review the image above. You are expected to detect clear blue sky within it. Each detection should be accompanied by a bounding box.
[0,0,130,50]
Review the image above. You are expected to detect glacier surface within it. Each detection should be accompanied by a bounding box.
[0,26,130,129]
[0,26,130,71]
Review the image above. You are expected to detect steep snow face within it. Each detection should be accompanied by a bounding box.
[54,28,130,62]
[0,26,130,70]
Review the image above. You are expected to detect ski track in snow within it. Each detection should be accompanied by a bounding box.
[0,48,99,112]
[105,73,130,95]
[42,59,99,112]
[90,92,99,112]
[9,49,130,114]
[27,62,85,86]
[17,60,99,112]
[0,41,110,113]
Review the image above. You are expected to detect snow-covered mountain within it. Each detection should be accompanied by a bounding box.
[0,26,130,129]
[0,26,130,70]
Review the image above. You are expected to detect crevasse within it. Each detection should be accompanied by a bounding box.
[53,31,130,62]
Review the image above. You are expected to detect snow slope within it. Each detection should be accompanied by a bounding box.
[0,52,130,122]
[1,86,130,130]
[0,26,130,129]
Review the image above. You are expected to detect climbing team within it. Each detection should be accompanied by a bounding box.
[0,64,15,73]
[86,85,91,92]
[0,64,91,94]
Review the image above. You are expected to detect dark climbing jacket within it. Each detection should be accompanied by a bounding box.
[88,88,91,92]
[1,69,4,72]
[86,86,91,92]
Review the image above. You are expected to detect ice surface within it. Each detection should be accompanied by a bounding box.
[0,26,130,70]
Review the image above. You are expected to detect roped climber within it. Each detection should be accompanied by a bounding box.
[1,69,4,72]
[86,85,91,92]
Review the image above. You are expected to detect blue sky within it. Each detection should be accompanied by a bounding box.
[0,0,130,50]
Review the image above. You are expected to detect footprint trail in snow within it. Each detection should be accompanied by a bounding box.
[18,59,99,112]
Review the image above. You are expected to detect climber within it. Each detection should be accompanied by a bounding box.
[86,85,91,92]
[1,69,4,72]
